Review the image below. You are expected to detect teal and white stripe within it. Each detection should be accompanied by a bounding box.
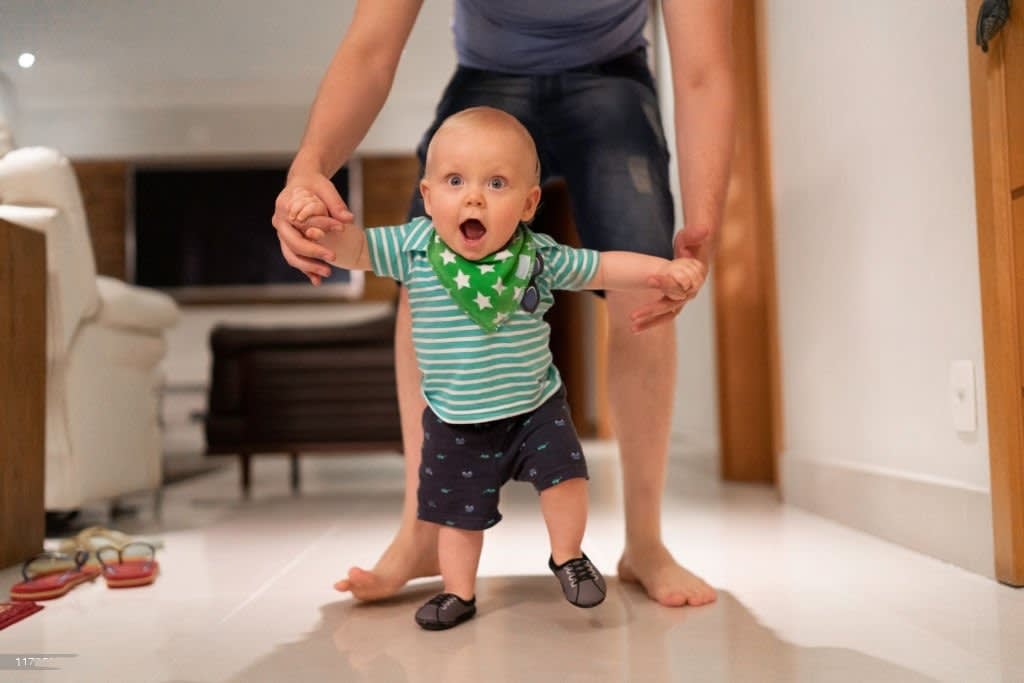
[366,217,600,424]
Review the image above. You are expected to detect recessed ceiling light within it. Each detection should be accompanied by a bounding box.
[18,53,36,69]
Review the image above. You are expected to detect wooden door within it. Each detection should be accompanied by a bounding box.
[967,0,1024,586]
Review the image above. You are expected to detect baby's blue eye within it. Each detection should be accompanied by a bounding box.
[447,175,463,187]
[488,177,506,190]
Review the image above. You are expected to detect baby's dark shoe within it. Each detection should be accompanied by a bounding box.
[549,553,606,608]
[415,592,477,630]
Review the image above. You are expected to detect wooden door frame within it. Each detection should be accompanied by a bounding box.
[966,0,1024,586]
[713,0,781,484]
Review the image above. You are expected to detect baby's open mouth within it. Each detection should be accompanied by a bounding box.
[460,219,487,241]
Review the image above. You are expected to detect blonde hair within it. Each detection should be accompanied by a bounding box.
[425,106,541,183]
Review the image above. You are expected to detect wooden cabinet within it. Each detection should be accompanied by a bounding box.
[0,219,46,569]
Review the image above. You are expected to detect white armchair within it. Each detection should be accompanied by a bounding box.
[0,144,179,512]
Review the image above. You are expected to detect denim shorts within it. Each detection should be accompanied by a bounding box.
[407,48,674,259]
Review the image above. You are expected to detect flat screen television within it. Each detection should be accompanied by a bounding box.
[132,161,362,302]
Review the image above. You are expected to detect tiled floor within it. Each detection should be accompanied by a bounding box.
[2,442,1021,682]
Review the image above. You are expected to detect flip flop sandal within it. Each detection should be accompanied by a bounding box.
[96,543,160,589]
[9,551,101,601]
[0,601,44,631]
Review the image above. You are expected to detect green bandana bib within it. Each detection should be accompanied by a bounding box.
[427,227,536,332]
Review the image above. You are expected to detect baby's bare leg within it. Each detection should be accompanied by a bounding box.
[541,478,606,608]
[439,527,483,601]
[539,478,588,564]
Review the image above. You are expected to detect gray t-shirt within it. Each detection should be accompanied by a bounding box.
[453,0,647,75]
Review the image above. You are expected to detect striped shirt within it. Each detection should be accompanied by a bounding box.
[366,217,600,424]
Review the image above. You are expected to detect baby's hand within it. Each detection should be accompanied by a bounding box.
[288,188,328,222]
[287,189,334,240]
[650,257,707,301]
[630,257,707,332]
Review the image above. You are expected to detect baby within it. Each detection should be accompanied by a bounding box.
[290,106,705,630]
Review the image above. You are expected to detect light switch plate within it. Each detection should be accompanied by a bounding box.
[949,360,977,433]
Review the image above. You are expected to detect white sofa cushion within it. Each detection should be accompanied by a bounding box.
[96,275,180,332]
[0,147,89,222]
[0,205,100,359]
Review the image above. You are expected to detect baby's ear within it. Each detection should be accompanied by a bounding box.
[521,185,542,221]
[419,179,433,214]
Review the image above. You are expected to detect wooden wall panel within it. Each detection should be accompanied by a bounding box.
[64,154,425,301]
[360,156,422,302]
[72,161,129,279]
[0,219,46,569]
[361,155,422,226]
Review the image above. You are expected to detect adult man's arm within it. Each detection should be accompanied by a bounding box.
[272,0,424,283]
[663,0,735,267]
[633,0,734,330]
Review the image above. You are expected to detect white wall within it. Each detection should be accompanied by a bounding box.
[765,1,994,576]
[0,1,456,158]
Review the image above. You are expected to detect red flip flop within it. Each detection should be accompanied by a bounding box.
[9,551,101,602]
[96,543,159,588]
[0,601,44,630]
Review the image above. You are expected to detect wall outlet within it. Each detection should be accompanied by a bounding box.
[949,360,977,433]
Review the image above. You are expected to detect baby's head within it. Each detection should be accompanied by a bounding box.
[420,106,542,260]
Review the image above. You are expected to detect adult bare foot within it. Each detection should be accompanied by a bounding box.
[617,543,717,607]
[334,528,440,602]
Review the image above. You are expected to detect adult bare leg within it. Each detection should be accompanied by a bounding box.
[334,288,441,599]
[605,290,717,607]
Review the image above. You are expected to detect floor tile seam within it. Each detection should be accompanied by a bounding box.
[216,521,342,626]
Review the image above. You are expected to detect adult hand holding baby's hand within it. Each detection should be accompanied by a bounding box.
[271,173,355,285]
[629,256,707,333]
[286,188,343,241]
[287,187,329,223]
[653,257,706,300]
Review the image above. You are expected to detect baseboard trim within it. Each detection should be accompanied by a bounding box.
[781,454,995,579]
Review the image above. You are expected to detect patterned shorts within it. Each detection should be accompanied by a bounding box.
[417,387,589,531]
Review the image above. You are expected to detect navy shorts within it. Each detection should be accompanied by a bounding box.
[407,47,674,259]
[417,387,589,531]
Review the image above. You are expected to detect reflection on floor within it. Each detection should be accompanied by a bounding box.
[1,441,1021,682]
